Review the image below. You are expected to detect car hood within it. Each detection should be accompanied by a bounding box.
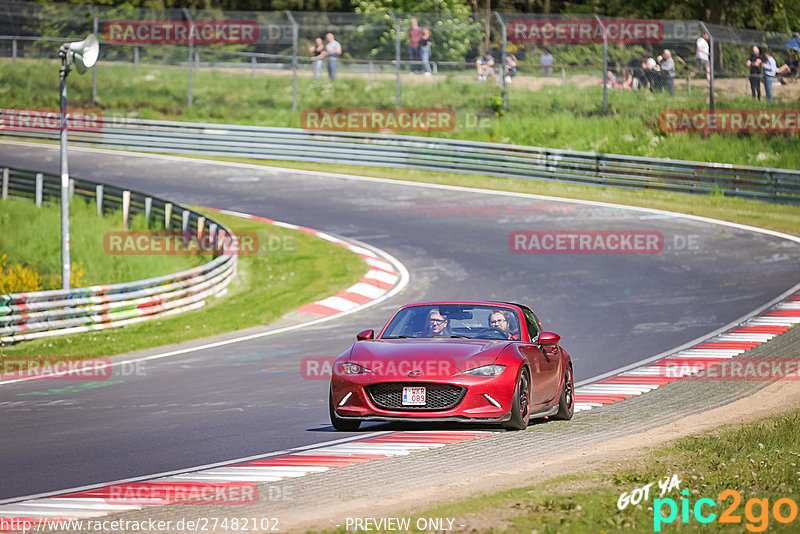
[347,338,509,378]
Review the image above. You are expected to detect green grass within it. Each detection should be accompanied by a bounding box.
[0,197,207,289]
[2,58,798,170]
[0,207,367,359]
[315,407,800,533]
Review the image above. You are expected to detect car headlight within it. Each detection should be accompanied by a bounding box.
[463,364,506,377]
[339,362,374,375]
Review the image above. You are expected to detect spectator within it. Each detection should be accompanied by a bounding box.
[476,51,495,81]
[621,67,633,89]
[643,57,661,92]
[308,37,324,79]
[746,45,763,100]
[504,53,517,83]
[763,48,777,103]
[776,52,798,84]
[323,32,342,81]
[658,49,676,95]
[627,56,646,90]
[419,26,432,75]
[541,49,554,77]
[408,18,423,74]
[695,32,710,81]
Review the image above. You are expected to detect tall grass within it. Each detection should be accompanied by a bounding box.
[0,197,207,289]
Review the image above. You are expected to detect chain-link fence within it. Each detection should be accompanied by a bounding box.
[2,1,799,140]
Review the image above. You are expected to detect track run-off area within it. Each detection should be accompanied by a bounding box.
[1,141,799,528]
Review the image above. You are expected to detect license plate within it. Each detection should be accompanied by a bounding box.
[402,386,426,406]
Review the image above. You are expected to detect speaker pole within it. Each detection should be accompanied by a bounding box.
[58,46,71,290]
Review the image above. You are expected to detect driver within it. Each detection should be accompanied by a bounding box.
[424,308,451,337]
[488,309,519,340]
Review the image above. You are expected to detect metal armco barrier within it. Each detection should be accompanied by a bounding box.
[0,166,237,344]
[3,118,799,204]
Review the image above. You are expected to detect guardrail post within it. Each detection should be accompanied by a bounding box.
[12,38,17,61]
[687,71,691,93]
[251,56,256,78]
[68,178,74,199]
[562,67,566,88]
[165,202,172,230]
[3,168,9,199]
[35,173,43,207]
[96,185,103,215]
[122,190,131,227]
[182,209,190,232]
[197,216,206,239]
[145,196,152,221]
[208,222,218,254]
[134,46,139,70]
[596,15,608,115]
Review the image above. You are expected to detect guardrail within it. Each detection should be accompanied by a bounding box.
[0,166,237,344]
[2,118,798,204]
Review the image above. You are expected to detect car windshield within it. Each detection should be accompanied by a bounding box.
[381,304,521,340]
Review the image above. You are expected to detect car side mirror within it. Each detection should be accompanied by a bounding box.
[537,331,561,346]
[356,329,374,341]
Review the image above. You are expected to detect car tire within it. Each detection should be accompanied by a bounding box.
[552,365,574,421]
[503,368,531,430]
[329,386,361,431]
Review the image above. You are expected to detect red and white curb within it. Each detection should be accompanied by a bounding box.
[572,292,800,413]
[0,432,491,527]
[212,209,401,318]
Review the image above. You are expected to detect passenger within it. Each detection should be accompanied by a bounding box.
[425,308,451,337]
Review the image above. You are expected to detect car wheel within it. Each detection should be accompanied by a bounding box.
[552,365,574,421]
[329,386,361,431]
[503,368,530,430]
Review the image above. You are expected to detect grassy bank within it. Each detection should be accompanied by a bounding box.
[2,59,798,170]
[0,197,208,291]
[0,207,367,359]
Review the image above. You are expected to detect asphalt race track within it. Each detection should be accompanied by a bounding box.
[2,142,799,501]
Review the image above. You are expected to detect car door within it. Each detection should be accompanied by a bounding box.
[519,307,561,405]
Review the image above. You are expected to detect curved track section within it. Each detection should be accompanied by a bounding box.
[1,142,799,502]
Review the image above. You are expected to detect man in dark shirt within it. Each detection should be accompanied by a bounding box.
[746,45,763,100]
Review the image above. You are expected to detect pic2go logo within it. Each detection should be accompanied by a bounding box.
[654,489,798,532]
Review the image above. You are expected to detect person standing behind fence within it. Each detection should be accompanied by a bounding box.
[324,32,342,80]
[309,37,324,79]
[419,26,432,75]
[541,49,553,77]
[746,45,763,100]
[695,32,710,81]
[658,49,675,95]
[408,18,423,74]
[763,49,777,103]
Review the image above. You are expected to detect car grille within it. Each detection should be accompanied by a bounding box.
[366,383,466,411]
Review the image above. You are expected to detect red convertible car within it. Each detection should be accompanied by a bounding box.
[329,301,574,431]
